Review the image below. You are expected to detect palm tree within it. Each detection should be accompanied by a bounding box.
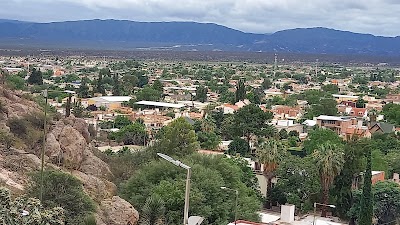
[313,142,345,217]
[140,195,166,225]
[256,138,287,208]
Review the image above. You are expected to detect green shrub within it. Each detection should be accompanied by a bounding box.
[28,170,96,225]
[7,117,28,137]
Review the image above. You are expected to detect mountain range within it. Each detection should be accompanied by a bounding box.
[0,19,399,56]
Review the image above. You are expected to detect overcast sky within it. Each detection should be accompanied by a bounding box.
[1,0,400,37]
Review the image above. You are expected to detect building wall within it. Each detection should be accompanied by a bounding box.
[372,172,385,185]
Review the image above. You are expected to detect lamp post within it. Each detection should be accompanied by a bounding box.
[157,153,191,225]
[39,89,75,202]
[313,203,336,225]
[221,187,239,225]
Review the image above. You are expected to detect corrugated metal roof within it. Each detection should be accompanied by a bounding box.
[135,100,185,108]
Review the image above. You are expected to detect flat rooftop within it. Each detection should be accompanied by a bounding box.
[135,100,185,108]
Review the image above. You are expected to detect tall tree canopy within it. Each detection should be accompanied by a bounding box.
[313,142,345,217]
[121,155,261,225]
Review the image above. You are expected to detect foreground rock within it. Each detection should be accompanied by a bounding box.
[97,196,139,225]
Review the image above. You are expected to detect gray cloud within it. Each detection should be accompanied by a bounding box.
[1,0,400,36]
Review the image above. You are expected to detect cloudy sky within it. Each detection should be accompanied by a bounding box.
[1,0,400,36]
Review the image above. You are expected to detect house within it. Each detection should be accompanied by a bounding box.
[353,171,385,189]
[332,94,359,103]
[337,106,368,118]
[272,120,303,133]
[316,115,371,140]
[385,94,400,104]
[88,96,132,110]
[271,105,302,120]
[218,104,239,114]
[369,122,395,134]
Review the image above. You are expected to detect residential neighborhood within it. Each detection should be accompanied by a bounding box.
[2,55,400,225]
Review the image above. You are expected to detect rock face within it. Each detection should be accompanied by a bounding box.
[72,170,116,203]
[45,117,88,169]
[97,196,139,225]
[0,85,139,225]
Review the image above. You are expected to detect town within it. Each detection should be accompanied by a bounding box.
[1,54,400,225]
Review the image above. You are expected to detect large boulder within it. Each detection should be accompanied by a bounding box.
[46,121,87,169]
[72,170,116,203]
[97,196,139,225]
[80,147,113,179]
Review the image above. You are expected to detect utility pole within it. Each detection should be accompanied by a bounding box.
[315,59,319,76]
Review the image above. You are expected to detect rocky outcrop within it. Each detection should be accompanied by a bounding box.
[0,148,42,194]
[72,170,116,203]
[0,85,139,225]
[80,147,113,179]
[97,196,139,225]
[0,86,41,120]
[45,118,88,169]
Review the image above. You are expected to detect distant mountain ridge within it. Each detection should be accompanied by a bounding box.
[0,19,399,55]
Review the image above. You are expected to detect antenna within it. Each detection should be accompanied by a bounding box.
[274,53,278,78]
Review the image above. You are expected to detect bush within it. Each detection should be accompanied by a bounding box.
[7,117,28,137]
[0,131,15,150]
[28,170,95,225]
[0,187,65,225]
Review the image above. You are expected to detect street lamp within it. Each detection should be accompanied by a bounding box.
[157,153,191,225]
[221,187,239,225]
[313,203,336,225]
[40,89,76,202]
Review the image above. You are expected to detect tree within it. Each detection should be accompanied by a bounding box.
[234,104,273,145]
[261,78,272,89]
[288,130,299,137]
[121,154,261,225]
[77,77,90,98]
[154,117,200,157]
[256,138,287,208]
[28,170,95,225]
[114,115,133,129]
[96,72,106,94]
[6,75,26,90]
[27,68,43,85]
[356,97,367,108]
[197,131,221,150]
[152,80,164,92]
[332,138,367,220]
[194,85,208,103]
[373,181,400,224]
[115,122,149,145]
[140,195,166,225]
[273,155,320,212]
[112,73,122,96]
[305,98,338,119]
[72,101,86,118]
[228,137,250,156]
[303,128,343,155]
[313,142,344,217]
[0,187,65,225]
[382,103,400,126]
[350,181,400,225]
[322,84,339,94]
[235,79,246,103]
[122,74,139,94]
[358,148,373,225]
[136,86,163,102]
[138,74,149,88]
[278,129,288,140]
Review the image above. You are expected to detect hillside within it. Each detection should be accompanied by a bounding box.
[0,85,138,225]
[0,19,400,55]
